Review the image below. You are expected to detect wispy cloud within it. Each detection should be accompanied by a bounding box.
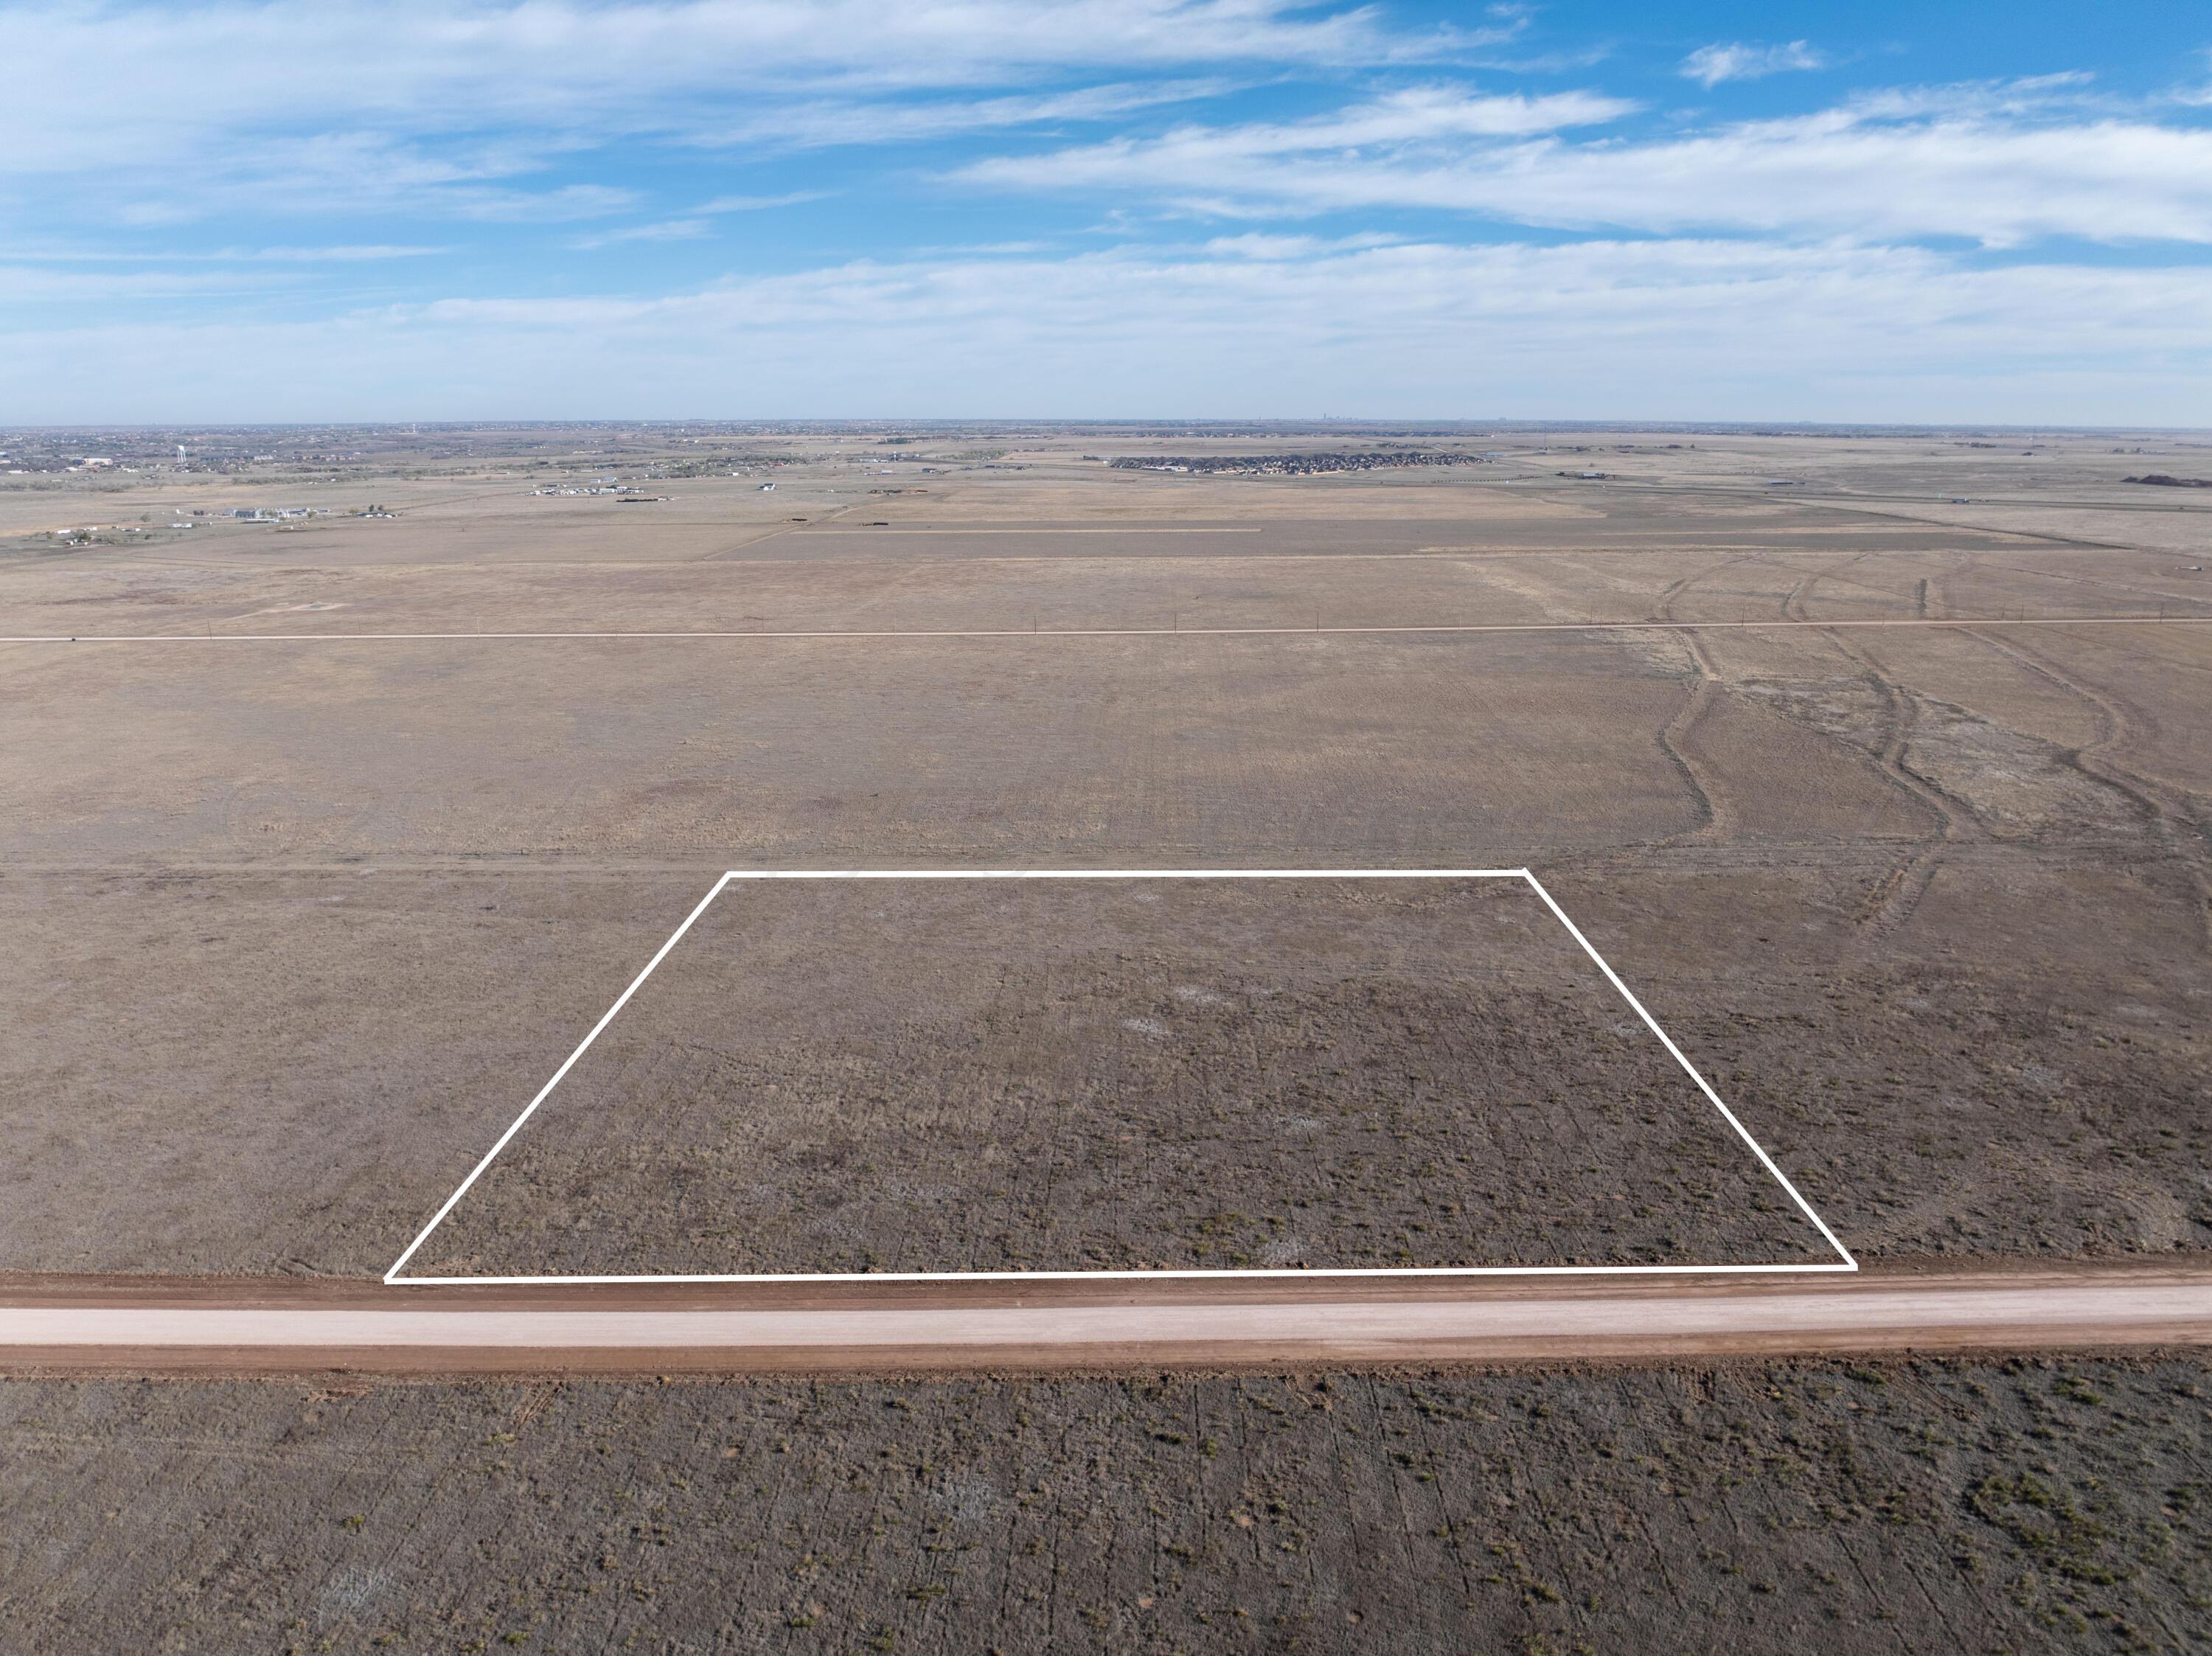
[1199,232,1409,258]
[0,1,2204,424]
[959,78,2212,246]
[0,2,1464,178]
[955,86,1638,192]
[236,243,452,262]
[695,191,830,214]
[9,237,2204,422]
[0,265,296,302]
[392,238,2208,364]
[0,4,1462,229]
[1680,40,1826,88]
[690,79,1239,150]
[88,130,639,227]
[459,184,643,223]
[2176,49,2212,107]
[0,245,448,263]
[571,218,711,249]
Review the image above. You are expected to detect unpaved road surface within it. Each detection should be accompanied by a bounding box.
[5,1264,2208,1374]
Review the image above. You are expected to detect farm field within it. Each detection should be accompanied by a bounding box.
[4,422,2208,1651]
[4,428,2206,1278]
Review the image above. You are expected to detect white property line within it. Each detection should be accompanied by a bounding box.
[5,616,2206,647]
[385,869,1857,1287]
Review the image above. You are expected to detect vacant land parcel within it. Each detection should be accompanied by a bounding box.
[1,425,2208,1275]
[401,872,1837,1279]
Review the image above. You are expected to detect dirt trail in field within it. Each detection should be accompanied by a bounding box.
[1650,553,1768,844]
[4,1264,2208,1375]
[1775,562,1989,937]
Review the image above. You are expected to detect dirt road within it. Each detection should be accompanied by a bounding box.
[4,1264,2208,1375]
[5,614,2207,644]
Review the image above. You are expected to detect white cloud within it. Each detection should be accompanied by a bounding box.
[1841,70,2097,121]
[689,79,1238,150]
[0,245,448,263]
[457,184,644,223]
[571,219,712,249]
[960,80,2212,245]
[2166,49,2212,108]
[89,130,641,227]
[233,244,452,262]
[6,239,2205,424]
[0,265,300,302]
[0,4,1450,227]
[1199,232,1408,257]
[1121,85,1632,160]
[0,4,2199,426]
[1681,40,1826,88]
[0,1,1467,178]
[695,192,830,213]
[954,86,1636,194]
[908,240,1057,255]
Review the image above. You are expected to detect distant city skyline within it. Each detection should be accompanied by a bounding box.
[2,0,2208,424]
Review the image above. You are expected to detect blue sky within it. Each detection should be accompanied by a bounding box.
[2,1,2208,423]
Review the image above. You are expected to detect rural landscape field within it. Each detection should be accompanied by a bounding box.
[3,420,2208,1649]
[10,0,2212,1646]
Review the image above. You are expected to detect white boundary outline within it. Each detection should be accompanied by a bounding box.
[385,870,1857,1285]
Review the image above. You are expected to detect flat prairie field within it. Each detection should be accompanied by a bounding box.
[1,430,2208,1281]
[408,874,1832,1278]
[7,1355,2208,1655]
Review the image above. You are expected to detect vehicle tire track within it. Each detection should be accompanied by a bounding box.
[1771,549,1921,618]
[1649,554,1764,846]
[1831,641,1987,935]
[1775,552,1986,933]
[1963,626,2212,952]
[1965,628,2192,831]
[701,497,867,561]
